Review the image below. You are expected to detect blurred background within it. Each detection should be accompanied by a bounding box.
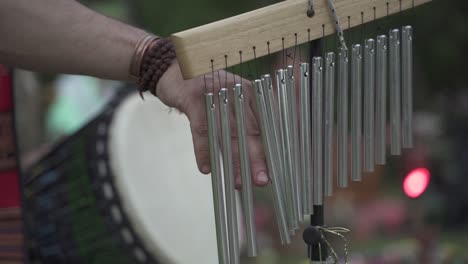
[12,0,468,263]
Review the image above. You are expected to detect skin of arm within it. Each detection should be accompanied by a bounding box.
[0,0,146,80]
[0,0,270,187]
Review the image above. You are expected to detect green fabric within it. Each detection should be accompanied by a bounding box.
[135,0,279,36]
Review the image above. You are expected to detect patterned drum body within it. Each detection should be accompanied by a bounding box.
[22,90,221,263]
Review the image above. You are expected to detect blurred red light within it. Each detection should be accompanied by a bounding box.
[403,168,430,198]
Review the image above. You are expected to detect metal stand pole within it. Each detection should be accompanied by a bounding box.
[303,206,329,262]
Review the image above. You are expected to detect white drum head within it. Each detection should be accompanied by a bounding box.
[108,92,219,264]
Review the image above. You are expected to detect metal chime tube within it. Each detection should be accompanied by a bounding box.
[376,35,388,165]
[312,57,323,205]
[402,25,413,148]
[253,79,291,244]
[299,63,312,214]
[389,29,401,155]
[337,47,349,188]
[351,44,362,182]
[205,93,230,264]
[262,74,283,184]
[262,75,286,226]
[324,52,335,196]
[218,88,240,264]
[262,73,293,235]
[364,39,376,172]
[277,70,297,232]
[286,65,302,223]
[233,84,258,257]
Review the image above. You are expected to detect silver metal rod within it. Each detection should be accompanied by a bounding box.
[262,75,290,226]
[312,57,323,205]
[324,52,335,197]
[389,29,401,155]
[262,74,283,184]
[286,65,302,224]
[253,79,291,245]
[402,25,413,149]
[233,84,258,257]
[351,44,362,182]
[364,39,376,173]
[276,69,296,232]
[337,47,349,188]
[299,63,313,215]
[205,93,229,264]
[376,35,388,165]
[218,88,240,264]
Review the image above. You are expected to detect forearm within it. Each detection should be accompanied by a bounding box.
[0,0,148,81]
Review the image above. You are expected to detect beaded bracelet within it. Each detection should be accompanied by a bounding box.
[129,34,176,97]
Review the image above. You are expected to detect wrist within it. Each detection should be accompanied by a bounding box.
[156,61,188,112]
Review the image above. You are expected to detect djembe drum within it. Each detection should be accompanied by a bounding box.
[22,89,241,264]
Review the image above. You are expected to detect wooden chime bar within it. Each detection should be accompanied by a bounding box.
[171,0,431,79]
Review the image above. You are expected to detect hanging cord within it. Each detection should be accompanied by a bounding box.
[398,0,403,29]
[217,70,222,89]
[322,24,326,56]
[399,0,403,16]
[385,2,390,30]
[253,46,259,78]
[307,28,311,64]
[282,38,286,69]
[374,6,379,35]
[293,33,298,66]
[247,57,254,80]
[299,35,303,63]
[361,11,364,42]
[211,59,215,94]
[239,51,243,87]
[326,0,348,50]
[267,41,273,75]
[347,16,351,44]
[224,55,231,87]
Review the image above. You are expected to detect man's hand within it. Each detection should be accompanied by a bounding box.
[157,62,269,188]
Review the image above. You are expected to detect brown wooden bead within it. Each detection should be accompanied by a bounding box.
[137,38,176,96]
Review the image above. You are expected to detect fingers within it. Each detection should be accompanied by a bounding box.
[230,77,267,188]
[231,137,243,190]
[187,70,268,191]
[242,82,269,187]
[247,133,269,187]
[190,120,211,175]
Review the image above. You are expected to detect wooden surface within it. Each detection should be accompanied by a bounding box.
[171,0,431,79]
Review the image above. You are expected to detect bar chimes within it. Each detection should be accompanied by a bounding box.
[205,27,415,264]
[179,0,427,262]
[204,25,413,263]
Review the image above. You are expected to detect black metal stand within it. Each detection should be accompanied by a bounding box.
[303,206,329,262]
[302,39,329,263]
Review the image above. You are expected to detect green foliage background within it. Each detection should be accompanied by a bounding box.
[132,0,278,36]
